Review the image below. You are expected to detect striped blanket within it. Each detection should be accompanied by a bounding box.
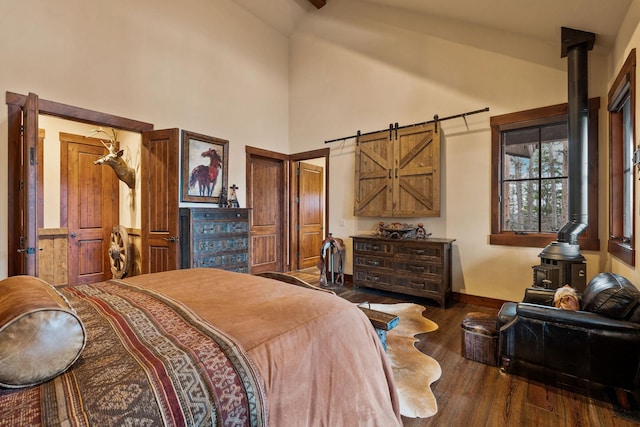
[0,280,267,427]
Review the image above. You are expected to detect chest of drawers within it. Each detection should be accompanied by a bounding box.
[351,235,455,308]
[179,208,251,273]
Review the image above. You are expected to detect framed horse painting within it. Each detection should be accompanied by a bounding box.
[181,130,229,204]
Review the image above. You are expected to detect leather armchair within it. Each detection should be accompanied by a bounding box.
[498,273,640,391]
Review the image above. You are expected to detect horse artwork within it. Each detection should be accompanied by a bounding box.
[181,130,229,203]
[189,148,222,197]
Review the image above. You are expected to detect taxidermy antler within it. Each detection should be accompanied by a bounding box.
[87,127,136,189]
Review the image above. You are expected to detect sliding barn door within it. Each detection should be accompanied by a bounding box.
[354,129,394,217]
[354,123,440,217]
[394,124,440,217]
[141,128,180,273]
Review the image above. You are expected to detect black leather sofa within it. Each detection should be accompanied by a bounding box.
[498,272,640,391]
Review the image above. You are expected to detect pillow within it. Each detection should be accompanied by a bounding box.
[0,276,86,388]
[581,272,640,320]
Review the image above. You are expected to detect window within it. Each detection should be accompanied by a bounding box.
[490,100,600,249]
[608,49,636,265]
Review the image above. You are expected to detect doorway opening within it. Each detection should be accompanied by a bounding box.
[6,91,153,279]
[245,147,330,274]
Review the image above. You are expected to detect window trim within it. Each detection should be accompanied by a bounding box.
[490,99,600,250]
[608,48,636,266]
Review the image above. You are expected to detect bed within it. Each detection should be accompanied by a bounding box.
[0,268,401,426]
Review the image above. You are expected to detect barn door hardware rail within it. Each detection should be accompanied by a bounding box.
[324,106,490,144]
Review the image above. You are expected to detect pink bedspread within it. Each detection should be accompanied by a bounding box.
[124,268,402,426]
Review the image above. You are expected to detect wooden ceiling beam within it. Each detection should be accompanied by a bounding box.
[308,0,326,9]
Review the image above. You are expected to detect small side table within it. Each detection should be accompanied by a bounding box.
[358,306,399,350]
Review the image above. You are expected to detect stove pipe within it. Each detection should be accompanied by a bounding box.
[557,27,595,245]
[534,27,595,291]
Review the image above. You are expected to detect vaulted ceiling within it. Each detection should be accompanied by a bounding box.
[236,0,633,52]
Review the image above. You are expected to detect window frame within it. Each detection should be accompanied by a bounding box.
[608,48,636,266]
[490,99,600,250]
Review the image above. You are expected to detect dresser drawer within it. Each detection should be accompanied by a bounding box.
[353,240,393,255]
[191,209,248,222]
[193,237,248,253]
[395,260,443,276]
[394,242,442,263]
[191,252,250,271]
[353,269,394,289]
[353,254,394,270]
[195,221,248,236]
[395,276,444,292]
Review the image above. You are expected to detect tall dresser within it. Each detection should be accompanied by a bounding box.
[351,235,455,308]
[179,208,251,273]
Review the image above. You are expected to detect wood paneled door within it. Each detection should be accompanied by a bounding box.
[141,129,180,274]
[296,161,324,269]
[290,149,330,271]
[61,133,119,286]
[246,148,286,273]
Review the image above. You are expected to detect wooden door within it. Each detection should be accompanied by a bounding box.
[61,133,119,285]
[247,152,285,273]
[354,129,394,216]
[394,123,440,217]
[141,128,180,273]
[20,93,40,275]
[6,92,40,276]
[297,162,324,268]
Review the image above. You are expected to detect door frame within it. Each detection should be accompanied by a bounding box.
[245,147,330,272]
[290,149,330,270]
[6,91,154,276]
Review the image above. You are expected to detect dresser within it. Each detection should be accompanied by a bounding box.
[351,235,455,308]
[179,208,251,273]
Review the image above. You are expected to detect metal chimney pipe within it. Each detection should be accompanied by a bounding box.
[556,27,594,244]
[536,28,595,272]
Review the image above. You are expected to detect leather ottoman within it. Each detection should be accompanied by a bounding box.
[461,312,499,366]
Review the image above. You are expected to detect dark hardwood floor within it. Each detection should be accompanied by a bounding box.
[288,269,640,427]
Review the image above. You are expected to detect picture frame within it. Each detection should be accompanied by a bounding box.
[181,130,229,203]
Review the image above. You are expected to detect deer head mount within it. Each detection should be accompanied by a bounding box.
[87,128,136,189]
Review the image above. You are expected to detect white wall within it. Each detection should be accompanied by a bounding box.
[289,0,611,302]
[0,0,291,278]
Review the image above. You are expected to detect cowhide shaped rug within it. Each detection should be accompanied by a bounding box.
[367,303,441,418]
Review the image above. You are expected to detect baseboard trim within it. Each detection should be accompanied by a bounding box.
[453,292,507,309]
[346,273,508,309]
